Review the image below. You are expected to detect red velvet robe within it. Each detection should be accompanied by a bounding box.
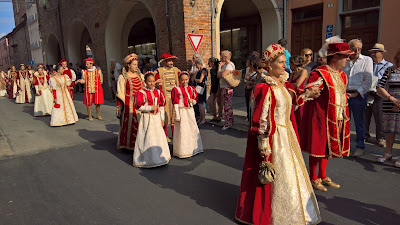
[235,81,302,225]
[300,65,350,158]
[82,69,104,106]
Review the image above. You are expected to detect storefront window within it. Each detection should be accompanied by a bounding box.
[343,0,380,12]
[220,27,248,70]
[342,11,379,29]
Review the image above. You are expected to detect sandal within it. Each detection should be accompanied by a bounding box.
[377,153,392,163]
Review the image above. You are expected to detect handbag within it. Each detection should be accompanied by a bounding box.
[224,70,241,88]
[196,85,205,95]
[258,160,276,184]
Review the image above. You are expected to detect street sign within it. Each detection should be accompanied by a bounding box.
[326,25,334,39]
[29,60,34,65]
[187,34,204,52]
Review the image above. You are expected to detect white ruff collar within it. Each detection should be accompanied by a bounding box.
[87,68,96,72]
[263,71,289,86]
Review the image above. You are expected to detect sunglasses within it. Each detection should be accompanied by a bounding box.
[305,54,312,57]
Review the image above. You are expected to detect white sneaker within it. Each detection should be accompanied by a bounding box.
[222,125,231,130]
[353,148,364,157]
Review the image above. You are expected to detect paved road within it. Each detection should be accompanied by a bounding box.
[0,95,399,225]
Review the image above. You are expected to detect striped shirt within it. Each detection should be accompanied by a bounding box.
[378,68,400,113]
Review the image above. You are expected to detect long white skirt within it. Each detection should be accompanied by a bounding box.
[15,82,33,104]
[50,89,78,126]
[0,89,6,97]
[173,108,203,158]
[134,113,171,168]
[34,89,53,116]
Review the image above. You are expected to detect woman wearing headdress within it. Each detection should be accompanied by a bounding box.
[116,53,144,150]
[235,44,322,225]
[33,66,53,116]
[171,71,203,158]
[133,71,171,168]
[16,64,33,104]
[6,66,18,99]
[49,65,79,127]
[0,70,7,97]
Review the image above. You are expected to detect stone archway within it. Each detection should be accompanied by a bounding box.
[105,0,157,84]
[215,0,282,56]
[67,20,93,66]
[45,34,62,65]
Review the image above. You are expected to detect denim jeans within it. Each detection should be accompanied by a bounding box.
[348,95,367,149]
[364,93,383,141]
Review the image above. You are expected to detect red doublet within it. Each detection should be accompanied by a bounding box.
[134,88,166,112]
[83,69,104,106]
[171,85,198,106]
[235,81,301,225]
[33,75,50,86]
[300,65,350,158]
[63,69,75,100]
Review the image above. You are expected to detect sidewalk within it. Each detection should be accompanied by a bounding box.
[205,96,400,167]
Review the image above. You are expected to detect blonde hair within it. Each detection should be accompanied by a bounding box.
[394,48,400,68]
[220,50,232,60]
[301,48,313,58]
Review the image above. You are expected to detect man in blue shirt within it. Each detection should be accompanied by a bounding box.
[365,43,393,147]
[278,39,291,73]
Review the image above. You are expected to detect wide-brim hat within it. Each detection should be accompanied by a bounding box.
[369,43,387,52]
[327,43,354,56]
[159,53,178,64]
[83,58,94,64]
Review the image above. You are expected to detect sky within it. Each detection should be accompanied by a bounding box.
[0,2,15,38]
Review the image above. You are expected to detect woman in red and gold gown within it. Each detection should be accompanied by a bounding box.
[235,44,321,225]
[116,54,144,150]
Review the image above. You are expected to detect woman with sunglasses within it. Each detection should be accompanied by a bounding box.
[301,48,318,76]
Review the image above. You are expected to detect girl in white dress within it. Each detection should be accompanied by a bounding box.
[171,72,203,158]
[49,65,79,127]
[33,67,53,116]
[0,70,7,97]
[133,72,171,168]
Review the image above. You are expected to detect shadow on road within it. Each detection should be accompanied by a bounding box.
[22,104,51,126]
[139,154,240,223]
[200,123,247,139]
[317,195,400,225]
[76,127,132,166]
[205,148,244,171]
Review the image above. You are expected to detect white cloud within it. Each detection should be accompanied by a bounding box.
[0,33,6,38]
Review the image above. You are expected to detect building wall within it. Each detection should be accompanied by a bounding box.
[380,0,400,62]
[0,37,11,70]
[7,21,31,66]
[27,2,44,65]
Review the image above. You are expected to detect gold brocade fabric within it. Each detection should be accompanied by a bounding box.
[84,70,102,93]
[328,66,347,120]
[159,67,179,125]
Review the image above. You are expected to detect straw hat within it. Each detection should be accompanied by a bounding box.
[369,43,387,52]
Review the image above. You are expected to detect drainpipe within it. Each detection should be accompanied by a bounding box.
[57,2,66,58]
[283,0,287,39]
[165,0,173,54]
[211,0,214,58]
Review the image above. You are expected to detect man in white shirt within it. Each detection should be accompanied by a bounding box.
[365,43,393,147]
[110,59,122,100]
[342,39,373,156]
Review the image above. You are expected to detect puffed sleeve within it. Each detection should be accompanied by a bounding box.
[65,75,72,87]
[135,91,153,112]
[250,84,274,152]
[172,87,181,122]
[190,86,198,105]
[70,69,77,82]
[158,90,166,121]
[116,75,126,106]
[98,70,103,84]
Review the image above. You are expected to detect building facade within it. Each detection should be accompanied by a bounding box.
[287,0,399,61]
[0,37,11,71]
[26,1,44,65]
[35,0,285,98]
[7,0,31,67]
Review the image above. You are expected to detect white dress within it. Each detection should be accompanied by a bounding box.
[172,86,203,158]
[49,75,79,126]
[133,88,171,168]
[269,85,320,224]
[33,74,53,116]
[15,71,33,104]
[0,72,7,97]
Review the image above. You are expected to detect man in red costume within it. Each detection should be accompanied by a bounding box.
[301,42,354,192]
[76,58,104,121]
[59,59,77,100]
[154,53,181,142]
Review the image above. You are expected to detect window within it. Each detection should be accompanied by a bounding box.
[343,0,380,12]
[342,11,379,28]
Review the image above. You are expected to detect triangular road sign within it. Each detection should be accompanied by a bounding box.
[188,34,204,52]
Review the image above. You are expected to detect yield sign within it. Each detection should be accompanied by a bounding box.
[188,34,204,52]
